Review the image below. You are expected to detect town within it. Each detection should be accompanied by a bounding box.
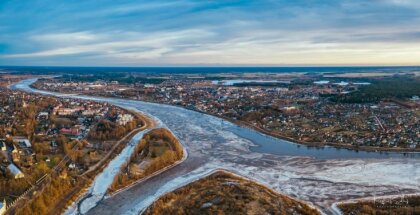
[0,79,144,214]
[33,73,420,152]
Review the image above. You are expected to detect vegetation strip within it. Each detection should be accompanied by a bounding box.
[108,128,184,194]
[144,170,321,215]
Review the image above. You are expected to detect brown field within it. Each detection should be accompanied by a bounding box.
[145,171,320,215]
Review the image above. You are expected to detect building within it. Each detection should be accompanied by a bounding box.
[116,114,134,125]
[7,163,24,179]
[11,145,20,162]
[13,137,31,148]
[60,127,79,136]
[37,111,49,120]
[54,106,84,116]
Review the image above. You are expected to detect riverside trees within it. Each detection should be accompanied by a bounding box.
[108,128,183,193]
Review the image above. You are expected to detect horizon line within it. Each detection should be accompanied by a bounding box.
[2,64,420,68]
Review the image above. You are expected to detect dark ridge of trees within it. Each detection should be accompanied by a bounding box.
[330,76,420,103]
[57,74,165,84]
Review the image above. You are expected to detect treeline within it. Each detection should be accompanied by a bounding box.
[88,119,138,141]
[331,76,420,103]
[15,175,73,215]
[108,128,183,193]
[0,161,50,206]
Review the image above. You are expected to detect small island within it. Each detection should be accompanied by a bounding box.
[145,170,321,215]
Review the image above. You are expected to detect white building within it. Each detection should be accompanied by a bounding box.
[116,114,134,126]
[7,163,24,179]
[13,137,31,148]
[37,111,49,119]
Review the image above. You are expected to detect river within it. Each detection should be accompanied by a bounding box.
[11,79,420,215]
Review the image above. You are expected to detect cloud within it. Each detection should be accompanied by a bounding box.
[3,29,215,58]
[1,0,420,65]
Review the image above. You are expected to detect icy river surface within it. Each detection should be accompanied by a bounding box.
[11,79,420,215]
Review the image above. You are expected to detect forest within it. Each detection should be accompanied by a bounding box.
[331,76,420,103]
[56,74,166,84]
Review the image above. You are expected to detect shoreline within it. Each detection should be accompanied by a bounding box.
[143,168,323,215]
[29,82,420,154]
[332,193,420,215]
[106,127,186,196]
[13,79,419,215]
[6,80,153,215]
[59,107,155,214]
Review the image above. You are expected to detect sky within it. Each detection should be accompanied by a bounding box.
[1,0,420,66]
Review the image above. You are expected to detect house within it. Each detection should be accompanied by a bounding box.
[7,163,24,179]
[13,137,31,148]
[116,114,134,126]
[37,111,49,120]
[11,145,20,162]
[60,127,79,136]
[54,106,84,116]
[0,199,6,215]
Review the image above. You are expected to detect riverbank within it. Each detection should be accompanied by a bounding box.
[230,117,420,153]
[107,128,184,194]
[30,80,419,153]
[144,170,321,215]
[5,92,153,215]
[335,194,420,214]
[181,105,420,154]
[15,78,420,215]
[57,111,154,214]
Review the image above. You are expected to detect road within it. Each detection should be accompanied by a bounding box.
[11,79,420,215]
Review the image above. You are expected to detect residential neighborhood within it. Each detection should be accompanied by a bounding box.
[0,87,143,212]
[34,75,420,151]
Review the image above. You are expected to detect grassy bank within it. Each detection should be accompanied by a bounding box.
[144,170,320,215]
[108,128,183,194]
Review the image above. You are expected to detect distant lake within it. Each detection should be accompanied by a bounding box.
[314,80,371,85]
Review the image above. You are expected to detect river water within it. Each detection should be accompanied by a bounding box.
[11,79,420,215]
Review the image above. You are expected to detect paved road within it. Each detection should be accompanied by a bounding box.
[12,79,420,215]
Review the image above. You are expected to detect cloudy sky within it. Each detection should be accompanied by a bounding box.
[1,0,420,66]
